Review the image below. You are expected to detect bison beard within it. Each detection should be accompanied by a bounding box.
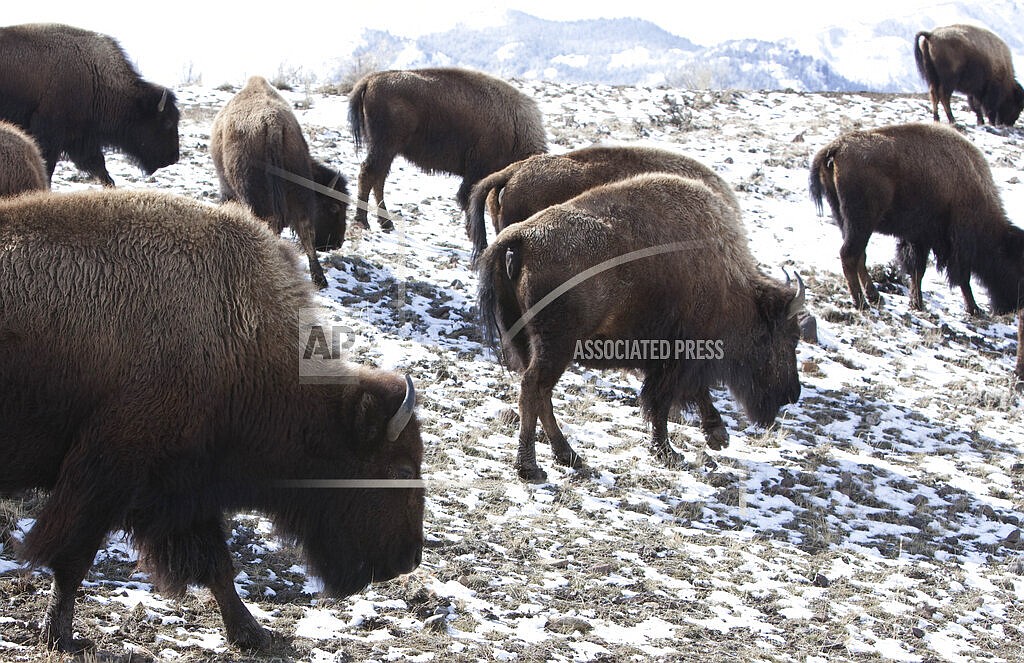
[477,174,803,482]
[0,189,423,652]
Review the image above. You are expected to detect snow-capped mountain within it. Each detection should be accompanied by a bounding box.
[343,4,1024,92]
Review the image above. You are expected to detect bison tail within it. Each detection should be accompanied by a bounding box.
[914,31,937,86]
[348,79,369,152]
[808,147,836,216]
[477,236,529,371]
[467,165,516,266]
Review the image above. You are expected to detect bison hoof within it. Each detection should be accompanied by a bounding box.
[43,631,92,654]
[703,426,729,451]
[655,448,687,469]
[228,623,273,651]
[379,218,395,232]
[516,463,548,483]
[552,449,584,469]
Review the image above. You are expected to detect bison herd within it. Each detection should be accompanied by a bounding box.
[0,18,1022,654]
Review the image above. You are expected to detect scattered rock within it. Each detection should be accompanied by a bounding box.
[545,616,593,634]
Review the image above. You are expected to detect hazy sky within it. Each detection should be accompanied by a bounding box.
[4,1,942,85]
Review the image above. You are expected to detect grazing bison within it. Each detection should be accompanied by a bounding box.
[0,120,47,195]
[0,189,423,651]
[211,76,348,289]
[478,174,804,482]
[348,68,547,230]
[915,24,1024,126]
[809,122,1024,322]
[0,23,180,186]
[466,144,740,262]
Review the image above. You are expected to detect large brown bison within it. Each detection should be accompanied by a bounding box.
[915,24,1024,126]
[809,123,1024,321]
[348,68,547,230]
[0,23,180,186]
[0,189,423,651]
[466,144,740,262]
[478,173,804,482]
[211,76,348,289]
[0,120,47,195]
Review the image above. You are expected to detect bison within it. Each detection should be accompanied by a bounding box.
[0,23,180,186]
[211,76,348,289]
[915,24,1024,126]
[809,122,1024,323]
[0,120,47,196]
[348,67,547,230]
[0,189,423,652]
[466,144,741,262]
[477,173,804,482]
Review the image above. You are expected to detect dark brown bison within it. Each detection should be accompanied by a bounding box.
[348,68,547,230]
[0,120,47,195]
[0,189,423,651]
[466,144,741,262]
[478,173,804,482]
[809,123,1024,322]
[211,76,348,289]
[0,23,180,186]
[915,24,1024,126]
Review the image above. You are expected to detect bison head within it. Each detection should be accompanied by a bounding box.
[997,82,1024,126]
[124,83,180,174]
[272,373,424,598]
[728,274,804,427]
[312,162,349,251]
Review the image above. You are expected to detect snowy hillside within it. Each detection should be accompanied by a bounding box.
[2,80,1024,662]
[345,3,1024,91]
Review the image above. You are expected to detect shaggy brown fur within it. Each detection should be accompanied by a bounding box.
[0,23,179,185]
[348,68,547,230]
[915,24,1024,126]
[0,189,423,652]
[0,121,47,196]
[466,145,740,261]
[809,123,1024,321]
[211,76,348,289]
[478,174,803,482]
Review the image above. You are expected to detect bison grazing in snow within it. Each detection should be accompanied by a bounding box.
[0,120,47,196]
[0,23,180,186]
[348,67,547,230]
[211,76,348,289]
[915,24,1024,126]
[0,189,423,651]
[466,144,740,262]
[810,122,1024,384]
[478,173,804,482]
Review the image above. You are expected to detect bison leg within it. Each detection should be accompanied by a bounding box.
[897,239,928,310]
[355,156,394,231]
[70,147,115,187]
[696,389,729,450]
[644,397,686,469]
[517,351,574,482]
[939,90,956,124]
[839,234,873,309]
[959,283,983,317]
[928,87,941,122]
[967,95,986,125]
[537,386,583,469]
[296,223,328,290]
[41,557,99,652]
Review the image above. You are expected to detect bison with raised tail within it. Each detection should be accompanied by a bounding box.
[915,24,1024,126]
[809,122,1024,317]
[211,76,348,289]
[348,68,547,230]
[466,144,740,262]
[0,23,180,186]
[478,173,804,482]
[0,120,47,196]
[0,189,423,651]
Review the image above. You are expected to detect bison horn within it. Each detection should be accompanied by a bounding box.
[385,374,416,442]
[158,89,168,113]
[785,271,806,319]
[328,172,340,189]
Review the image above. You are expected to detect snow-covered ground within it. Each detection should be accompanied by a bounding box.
[1,80,1023,662]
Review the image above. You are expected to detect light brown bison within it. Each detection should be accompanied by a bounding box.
[915,24,1024,126]
[0,23,179,186]
[478,173,804,482]
[809,123,1024,320]
[0,189,423,651]
[348,68,547,230]
[0,120,47,195]
[211,76,348,289]
[466,144,740,262]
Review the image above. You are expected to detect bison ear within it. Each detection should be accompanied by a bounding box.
[353,391,387,449]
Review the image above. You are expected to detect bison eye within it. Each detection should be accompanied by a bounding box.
[392,463,417,480]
